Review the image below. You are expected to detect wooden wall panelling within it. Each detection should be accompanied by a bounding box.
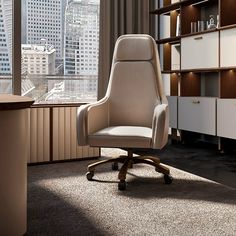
[181,5,200,35]
[163,43,171,71]
[28,108,50,163]
[163,0,171,7]
[220,0,236,27]
[180,72,201,96]
[171,73,179,96]
[52,107,99,161]
[170,10,179,37]
[220,70,236,98]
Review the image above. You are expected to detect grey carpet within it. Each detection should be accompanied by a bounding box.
[27,149,236,236]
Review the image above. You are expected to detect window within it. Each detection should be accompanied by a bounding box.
[0,0,100,104]
[0,0,12,94]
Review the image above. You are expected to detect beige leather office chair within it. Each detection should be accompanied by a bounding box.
[77,34,172,190]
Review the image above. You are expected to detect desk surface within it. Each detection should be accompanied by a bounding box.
[0,94,34,110]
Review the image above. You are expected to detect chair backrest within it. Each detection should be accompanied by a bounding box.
[105,34,166,128]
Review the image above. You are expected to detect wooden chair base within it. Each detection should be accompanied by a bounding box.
[86,150,173,190]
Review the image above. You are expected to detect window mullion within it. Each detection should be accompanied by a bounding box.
[12,0,21,95]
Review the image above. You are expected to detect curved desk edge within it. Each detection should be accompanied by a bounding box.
[0,94,34,110]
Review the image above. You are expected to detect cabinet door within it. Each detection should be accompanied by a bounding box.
[167,96,178,128]
[178,97,216,135]
[217,99,236,139]
[220,28,236,68]
[181,32,219,70]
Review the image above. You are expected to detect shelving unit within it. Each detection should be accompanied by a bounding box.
[151,0,236,148]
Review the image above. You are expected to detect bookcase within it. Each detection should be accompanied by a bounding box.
[151,0,236,147]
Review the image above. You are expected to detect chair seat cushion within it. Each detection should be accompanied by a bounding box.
[88,126,152,148]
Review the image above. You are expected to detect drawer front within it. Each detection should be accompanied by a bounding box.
[217,99,236,139]
[220,28,236,67]
[181,32,219,70]
[178,97,216,135]
[167,96,178,128]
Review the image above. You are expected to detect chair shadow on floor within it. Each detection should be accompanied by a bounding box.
[91,170,236,205]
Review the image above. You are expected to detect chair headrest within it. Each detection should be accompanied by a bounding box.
[114,35,154,61]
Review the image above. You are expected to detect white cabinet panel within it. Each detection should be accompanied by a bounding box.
[181,32,219,70]
[217,99,236,139]
[167,96,178,128]
[220,28,236,67]
[178,97,216,135]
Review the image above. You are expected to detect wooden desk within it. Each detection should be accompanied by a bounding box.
[0,95,34,236]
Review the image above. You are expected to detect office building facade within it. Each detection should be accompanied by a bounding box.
[22,44,56,75]
[64,0,99,76]
[0,0,12,74]
[25,0,66,62]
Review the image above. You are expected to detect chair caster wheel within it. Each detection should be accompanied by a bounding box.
[164,174,173,184]
[112,162,119,170]
[118,180,126,191]
[86,171,94,181]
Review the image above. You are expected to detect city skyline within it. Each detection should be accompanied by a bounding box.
[1,0,100,76]
[0,0,100,103]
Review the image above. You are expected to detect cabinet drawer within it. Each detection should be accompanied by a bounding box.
[220,28,236,67]
[217,99,236,139]
[167,96,178,129]
[181,32,219,70]
[178,97,216,135]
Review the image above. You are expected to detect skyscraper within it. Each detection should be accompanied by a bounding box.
[25,0,66,64]
[0,0,12,74]
[64,0,99,76]
[22,44,56,75]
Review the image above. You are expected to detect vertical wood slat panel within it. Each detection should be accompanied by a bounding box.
[29,108,37,163]
[64,107,71,159]
[37,108,44,161]
[28,107,99,163]
[27,109,31,163]
[70,108,77,158]
[53,107,99,161]
[43,109,50,162]
[53,108,59,161]
[28,108,50,163]
[59,108,65,160]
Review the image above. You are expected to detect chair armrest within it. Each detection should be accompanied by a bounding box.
[87,98,109,135]
[151,104,169,149]
[77,104,91,146]
[77,98,109,146]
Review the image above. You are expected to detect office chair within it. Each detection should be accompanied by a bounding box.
[77,34,172,190]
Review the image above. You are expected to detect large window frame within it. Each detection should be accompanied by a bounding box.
[11,0,99,105]
[12,0,21,95]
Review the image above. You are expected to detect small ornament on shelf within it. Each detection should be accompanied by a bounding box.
[207,15,216,30]
[216,15,219,28]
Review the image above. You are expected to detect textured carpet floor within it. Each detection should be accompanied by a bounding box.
[27,149,236,236]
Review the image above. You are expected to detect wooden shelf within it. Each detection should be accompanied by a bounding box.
[162,70,182,74]
[156,36,181,44]
[150,2,181,15]
[157,29,218,43]
[161,68,229,74]
[181,28,218,38]
[219,24,236,31]
[151,0,217,15]
[180,68,220,73]
[220,67,236,71]
[181,0,218,7]
[162,68,236,74]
